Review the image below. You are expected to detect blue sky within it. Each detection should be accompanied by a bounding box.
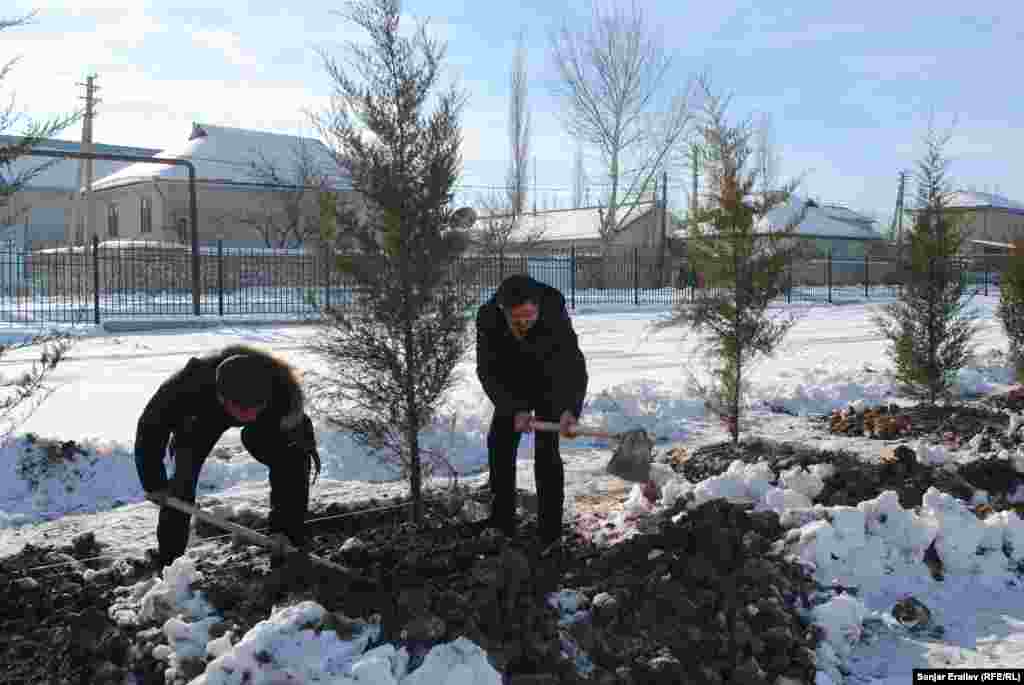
[4,0,1021,223]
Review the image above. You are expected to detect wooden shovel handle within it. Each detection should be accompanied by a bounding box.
[148,494,374,584]
[532,420,618,440]
[151,494,293,551]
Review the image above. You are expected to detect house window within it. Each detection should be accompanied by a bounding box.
[140,197,152,234]
[177,218,188,244]
[107,204,119,238]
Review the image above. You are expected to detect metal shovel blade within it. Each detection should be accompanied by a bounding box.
[604,428,655,483]
[532,421,655,483]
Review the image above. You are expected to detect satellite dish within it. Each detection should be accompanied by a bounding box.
[450,206,477,229]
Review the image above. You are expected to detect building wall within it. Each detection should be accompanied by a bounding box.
[953,208,1024,253]
[480,207,671,255]
[76,180,358,248]
[1,188,77,248]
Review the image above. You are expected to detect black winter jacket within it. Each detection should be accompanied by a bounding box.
[134,344,307,492]
[476,278,588,419]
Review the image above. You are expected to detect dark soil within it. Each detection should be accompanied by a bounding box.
[0,489,821,685]
[7,395,1024,685]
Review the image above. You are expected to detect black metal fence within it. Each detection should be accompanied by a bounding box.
[0,238,1009,325]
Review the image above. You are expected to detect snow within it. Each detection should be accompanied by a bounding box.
[3,295,1024,683]
[948,190,1024,212]
[90,123,347,192]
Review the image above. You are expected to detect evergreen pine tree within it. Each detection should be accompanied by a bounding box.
[997,248,1024,381]
[309,0,475,523]
[655,80,804,443]
[873,124,977,404]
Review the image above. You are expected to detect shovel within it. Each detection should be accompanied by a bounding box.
[531,421,655,483]
[147,494,377,587]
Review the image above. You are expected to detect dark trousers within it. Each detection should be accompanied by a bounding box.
[487,400,565,542]
[156,416,314,566]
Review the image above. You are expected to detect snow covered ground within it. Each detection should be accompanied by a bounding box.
[2,295,1023,684]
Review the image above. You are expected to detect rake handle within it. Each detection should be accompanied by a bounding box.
[531,420,619,441]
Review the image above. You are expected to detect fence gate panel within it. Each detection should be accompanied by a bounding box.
[526,255,573,299]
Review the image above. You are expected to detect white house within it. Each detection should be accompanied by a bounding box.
[84,123,352,248]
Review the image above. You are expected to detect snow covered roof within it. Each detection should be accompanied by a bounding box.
[0,137,160,190]
[477,203,666,242]
[946,190,1024,212]
[668,195,882,241]
[90,123,349,192]
[758,195,884,240]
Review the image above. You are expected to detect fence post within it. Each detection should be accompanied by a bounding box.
[827,250,833,304]
[570,243,576,311]
[217,239,224,317]
[860,252,868,296]
[91,235,100,325]
[633,247,639,306]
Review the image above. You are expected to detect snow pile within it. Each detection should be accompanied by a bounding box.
[0,435,145,525]
[193,601,386,685]
[111,564,504,685]
[195,602,502,685]
[776,487,1024,683]
[811,593,869,685]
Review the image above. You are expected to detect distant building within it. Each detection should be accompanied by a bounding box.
[0,138,159,249]
[935,190,1024,255]
[471,202,683,254]
[86,123,351,249]
[1,122,354,251]
[754,196,885,258]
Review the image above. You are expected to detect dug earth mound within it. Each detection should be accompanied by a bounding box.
[8,418,1024,685]
[2,484,820,685]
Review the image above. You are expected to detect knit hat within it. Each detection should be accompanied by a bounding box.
[215,355,272,409]
[496,275,541,308]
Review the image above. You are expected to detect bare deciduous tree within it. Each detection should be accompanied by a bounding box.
[472,190,548,262]
[507,29,530,218]
[572,143,586,208]
[548,0,693,247]
[753,112,780,197]
[237,140,334,248]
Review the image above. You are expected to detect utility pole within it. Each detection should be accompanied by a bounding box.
[890,170,907,243]
[533,156,537,216]
[76,74,100,245]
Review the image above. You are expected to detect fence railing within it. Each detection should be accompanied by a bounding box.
[0,239,1009,324]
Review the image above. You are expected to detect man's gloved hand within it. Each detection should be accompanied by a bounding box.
[513,411,534,433]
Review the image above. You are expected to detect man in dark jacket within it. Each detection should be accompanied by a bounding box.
[476,275,588,549]
[135,344,320,568]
